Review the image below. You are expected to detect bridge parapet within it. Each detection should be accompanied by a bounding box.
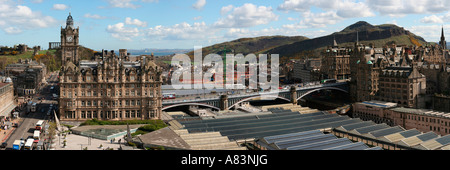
[162,82,349,111]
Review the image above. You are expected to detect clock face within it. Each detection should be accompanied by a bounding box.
[67,36,73,42]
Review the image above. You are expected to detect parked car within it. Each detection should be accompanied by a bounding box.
[1,142,7,148]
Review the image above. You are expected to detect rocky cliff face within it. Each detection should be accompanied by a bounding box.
[267,21,427,57]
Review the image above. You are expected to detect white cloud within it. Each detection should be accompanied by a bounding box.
[192,0,206,10]
[146,22,214,40]
[278,0,311,12]
[125,17,147,27]
[419,12,450,24]
[287,17,297,21]
[220,5,233,15]
[31,0,44,3]
[299,11,343,28]
[84,13,107,19]
[366,0,450,17]
[214,3,278,28]
[106,22,141,41]
[105,0,140,9]
[420,15,444,24]
[0,0,57,34]
[52,4,68,11]
[278,0,375,18]
[102,0,159,9]
[4,27,22,34]
[407,25,448,42]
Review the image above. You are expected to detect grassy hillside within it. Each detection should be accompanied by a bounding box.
[314,35,427,51]
[267,21,429,58]
[186,35,309,58]
[0,45,95,72]
[0,50,57,70]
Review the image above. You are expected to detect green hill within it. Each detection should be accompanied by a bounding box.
[186,35,309,58]
[267,21,428,58]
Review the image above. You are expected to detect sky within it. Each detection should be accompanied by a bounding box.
[2,0,450,51]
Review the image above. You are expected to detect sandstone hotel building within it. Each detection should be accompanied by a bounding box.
[58,13,163,121]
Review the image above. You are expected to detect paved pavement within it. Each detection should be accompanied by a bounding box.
[52,133,138,150]
[0,118,22,143]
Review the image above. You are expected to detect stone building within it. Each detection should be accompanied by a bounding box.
[320,40,351,80]
[377,65,427,108]
[352,101,398,125]
[58,13,163,121]
[0,80,16,118]
[292,58,321,83]
[5,59,46,96]
[354,101,450,136]
[351,45,389,102]
[433,94,450,112]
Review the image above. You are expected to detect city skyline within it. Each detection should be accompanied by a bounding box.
[2,0,450,50]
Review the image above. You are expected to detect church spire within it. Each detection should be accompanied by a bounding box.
[440,25,446,49]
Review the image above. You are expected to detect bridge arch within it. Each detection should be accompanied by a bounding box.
[162,103,220,111]
[296,87,348,101]
[227,95,291,110]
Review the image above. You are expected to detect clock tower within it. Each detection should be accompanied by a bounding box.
[61,12,79,66]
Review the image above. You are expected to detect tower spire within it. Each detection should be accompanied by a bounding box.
[440,25,447,50]
[333,35,338,47]
[357,30,359,45]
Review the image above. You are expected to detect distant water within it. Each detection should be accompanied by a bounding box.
[128,49,192,56]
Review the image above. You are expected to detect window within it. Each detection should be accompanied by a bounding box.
[150,110,155,118]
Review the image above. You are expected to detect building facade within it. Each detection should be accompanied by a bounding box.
[377,65,426,108]
[320,44,351,80]
[5,59,47,96]
[61,13,80,66]
[58,13,163,121]
[0,81,16,117]
[293,58,320,83]
[353,100,450,136]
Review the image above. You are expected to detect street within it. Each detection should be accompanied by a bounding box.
[1,71,59,150]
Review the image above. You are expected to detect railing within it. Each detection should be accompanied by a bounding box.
[162,82,348,104]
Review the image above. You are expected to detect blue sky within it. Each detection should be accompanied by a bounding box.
[1,0,450,51]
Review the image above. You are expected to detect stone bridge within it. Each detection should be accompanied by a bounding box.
[162,81,349,111]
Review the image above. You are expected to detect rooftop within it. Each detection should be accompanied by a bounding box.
[357,100,398,108]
